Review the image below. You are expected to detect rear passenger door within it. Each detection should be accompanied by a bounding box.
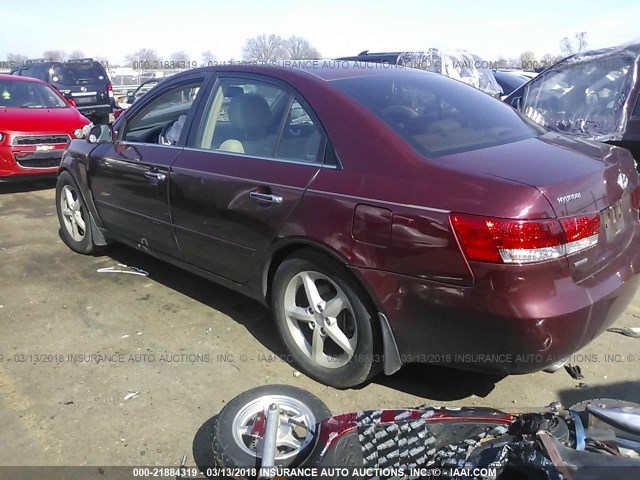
[169,75,327,284]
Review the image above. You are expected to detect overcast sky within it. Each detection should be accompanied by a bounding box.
[1,0,639,64]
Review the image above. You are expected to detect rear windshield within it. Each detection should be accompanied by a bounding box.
[0,79,67,108]
[332,72,543,156]
[50,63,108,86]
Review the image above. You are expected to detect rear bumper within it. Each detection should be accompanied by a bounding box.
[353,224,640,374]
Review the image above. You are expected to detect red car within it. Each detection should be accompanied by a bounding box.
[0,74,90,181]
[55,64,640,389]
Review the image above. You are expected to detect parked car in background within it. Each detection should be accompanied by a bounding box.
[492,69,532,98]
[56,63,640,388]
[505,42,640,162]
[11,58,114,124]
[337,49,503,97]
[0,75,90,181]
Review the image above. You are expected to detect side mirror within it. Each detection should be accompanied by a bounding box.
[87,124,114,144]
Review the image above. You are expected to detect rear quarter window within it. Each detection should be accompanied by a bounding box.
[333,71,542,157]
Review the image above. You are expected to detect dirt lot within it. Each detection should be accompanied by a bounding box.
[1,181,640,472]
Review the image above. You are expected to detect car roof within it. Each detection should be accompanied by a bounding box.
[172,61,432,83]
[0,73,46,84]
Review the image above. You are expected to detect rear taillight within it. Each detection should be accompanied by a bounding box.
[107,83,113,98]
[450,213,600,264]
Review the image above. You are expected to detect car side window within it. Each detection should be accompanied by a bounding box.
[195,79,287,158]
[276,99,324,163]
[634,95,640,118]
[122,80,203,145]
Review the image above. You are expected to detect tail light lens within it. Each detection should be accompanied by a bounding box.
[451,213,600,264]
[107,83,113,98]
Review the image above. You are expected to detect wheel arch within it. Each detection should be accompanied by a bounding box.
[261,237,403,376]
[57,165,108,246]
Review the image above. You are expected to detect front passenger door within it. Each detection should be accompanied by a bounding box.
[89,77,205,258]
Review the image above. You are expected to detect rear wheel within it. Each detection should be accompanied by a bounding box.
[56,171,97,255]
[211,385,330,475]
[271,251,381,389]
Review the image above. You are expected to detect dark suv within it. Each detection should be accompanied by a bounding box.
[11,58,113,124]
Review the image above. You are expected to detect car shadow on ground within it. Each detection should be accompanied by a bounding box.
[104,243,505,401]
[102,243,289,357]
[0,178,56,194]
[373,363,504,401]
[558,380,640,407]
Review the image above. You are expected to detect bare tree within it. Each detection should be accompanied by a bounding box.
[560,37,574,56]
[201,50,217,66]
[43,50,66,61]
[242,34,287,62]
[560,32,588,57]
[496,57,509,68]
[284,36,321,60]
[7,53,28,65]
[94,56,109,66]
[575,31,588,52]
[68,50,86,60]
[125,48,162,67]
[519,51,537,69]
[170,51,190,64]
[540,53,560,68]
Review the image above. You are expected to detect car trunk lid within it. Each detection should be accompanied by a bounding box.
[445,132,639,282]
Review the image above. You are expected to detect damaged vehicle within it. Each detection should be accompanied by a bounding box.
[506,42,640,161]
[56,63,640,389]
[208,384,640,479]
[337,49,504,97]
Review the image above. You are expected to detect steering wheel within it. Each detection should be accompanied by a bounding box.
[158,121,176,145]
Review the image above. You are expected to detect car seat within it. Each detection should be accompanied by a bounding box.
[219,93,275,156]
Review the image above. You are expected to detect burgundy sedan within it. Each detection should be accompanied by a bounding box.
[55,63,640,389]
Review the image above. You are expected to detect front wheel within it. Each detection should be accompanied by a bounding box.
[271,251,381,389]
[211,385,330,475]
[56,171,97,255]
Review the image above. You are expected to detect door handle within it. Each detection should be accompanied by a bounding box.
[144,171,166,181]
[250,191,283,204]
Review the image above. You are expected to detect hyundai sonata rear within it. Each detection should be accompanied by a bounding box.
[329,71,640,376]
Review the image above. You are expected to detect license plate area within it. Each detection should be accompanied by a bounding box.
[602,199,625,241]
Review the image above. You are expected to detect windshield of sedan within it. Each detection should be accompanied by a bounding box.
[520,52,636,141]
[333,72,542,156]
[0,79,68,108]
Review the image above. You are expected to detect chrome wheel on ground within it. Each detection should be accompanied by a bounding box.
[272,250,381,389]
[212,385,330,473]
[231,394,318,460]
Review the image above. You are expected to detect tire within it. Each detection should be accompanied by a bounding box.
[271,250,381,389]
[211,385,330,476]
[56,171,97,255]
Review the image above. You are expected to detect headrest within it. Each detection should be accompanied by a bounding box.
[228,93,273,130]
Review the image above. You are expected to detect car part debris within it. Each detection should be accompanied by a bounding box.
[564,363,584,380]
[123,391,140,400]
[607,327,640,338]
[97,263,149,276]
[210,386,640,479]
